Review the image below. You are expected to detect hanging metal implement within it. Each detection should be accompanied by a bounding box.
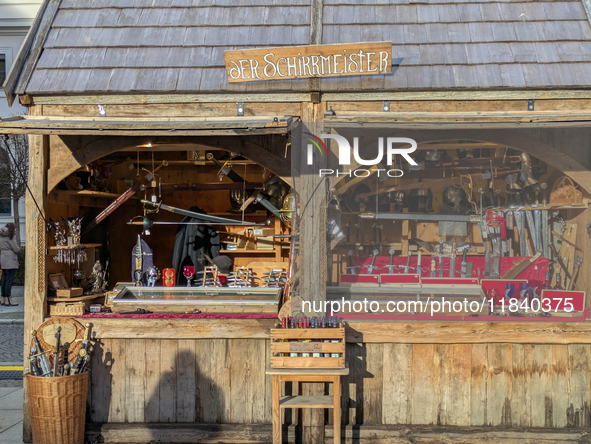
[141,200,262,226]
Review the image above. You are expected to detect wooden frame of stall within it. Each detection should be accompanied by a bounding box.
[4,91,589,444]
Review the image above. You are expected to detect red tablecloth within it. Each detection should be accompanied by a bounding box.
[351,255,549,289]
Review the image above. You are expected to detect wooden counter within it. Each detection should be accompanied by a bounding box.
[80,317,591,438]
[77,317,591,343]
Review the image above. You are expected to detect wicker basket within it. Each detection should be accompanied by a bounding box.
[27,372,88,444]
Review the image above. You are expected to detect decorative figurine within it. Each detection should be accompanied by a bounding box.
[146,266,161,287]
[89,259,109,293]
[133,269,143,286]
[72,269,85,288]
[50,219,67,247]
[62,216,83,246]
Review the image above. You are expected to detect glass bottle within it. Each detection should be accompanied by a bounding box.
[553,273,563,290]
[542,272,551,290]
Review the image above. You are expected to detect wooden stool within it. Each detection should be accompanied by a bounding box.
[266,367,349,444]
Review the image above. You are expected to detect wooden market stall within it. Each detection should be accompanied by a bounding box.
[4,0,591,443]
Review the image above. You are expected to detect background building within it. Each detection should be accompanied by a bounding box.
[0,0,42,244]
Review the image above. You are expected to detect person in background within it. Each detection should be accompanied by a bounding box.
[0,223,19,306]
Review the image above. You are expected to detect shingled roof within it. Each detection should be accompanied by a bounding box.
[5,0,591,99]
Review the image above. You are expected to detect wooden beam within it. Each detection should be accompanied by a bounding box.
[41,102,300,118]
[327,99,591,113]
[325,110,591,124]
[0,127,293,137]
[23,105,47,442]
[47,135,292,192]
[582,0,591,28]
[64,317,591,344]
[324,424,591,444]
[345,321,591,344]
[86,422,591,443]
[31,93,312,106]
[12,0,61,101]
[322,90,591,102]
[75,318,276,340]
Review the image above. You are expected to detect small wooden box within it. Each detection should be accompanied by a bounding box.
[50,302,85,317]
[270,327,345,369]
[55,287,84,298]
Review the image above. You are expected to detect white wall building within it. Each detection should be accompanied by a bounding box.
[0,0,42,244]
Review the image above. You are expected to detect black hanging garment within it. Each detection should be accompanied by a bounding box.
[171,206,221,285]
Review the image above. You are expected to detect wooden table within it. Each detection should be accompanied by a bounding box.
[266,367,349,444]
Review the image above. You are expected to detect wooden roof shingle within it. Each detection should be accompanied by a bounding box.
[4,0,591,100]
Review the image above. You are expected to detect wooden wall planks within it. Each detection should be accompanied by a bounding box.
[88,339,591,429]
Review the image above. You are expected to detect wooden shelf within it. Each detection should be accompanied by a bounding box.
[47,293,105,303]
[220,249,277,254]
[48,243,102,251]
[279,396,334,409]
[210,211,267,217]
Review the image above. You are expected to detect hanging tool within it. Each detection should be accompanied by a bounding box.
[354,223,360,244]
[29,348,41,377]
[438,239,444,278]
[403,250,413,274]
[206,153,282,218]
[506,211,515,257]
[345,250,360,275]
[430,256,437,277]
[513,211,530,257]
[502,253,541,279]
[360,169,522,198]
[542,210,549,258]
[525,210,539,254]
[551,230,583,252]
[141,200,261,226]
[384,248,396,274]
[449,243,456,277]
[567,257,583,290]
[363,249,380,274]
[460,249,468,278]
[417,250,422,276]
[534,210,542,255]
[548,243,572,280]
[410,238,435,252]
[31,330,52,377]
[83,161,168,234]
[53,327,62,377]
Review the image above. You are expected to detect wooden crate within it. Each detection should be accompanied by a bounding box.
[55,287,84,298]
[50,302,85,317]
[270,327,345,369]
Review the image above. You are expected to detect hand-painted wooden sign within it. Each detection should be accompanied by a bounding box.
[224,42,392,83]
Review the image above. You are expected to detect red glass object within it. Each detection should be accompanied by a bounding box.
[183,266,195,287]
[489,288,503,306]
[163,268,175,287]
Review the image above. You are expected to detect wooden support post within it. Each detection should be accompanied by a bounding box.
[299,100,327,443]
[23,105,48,442]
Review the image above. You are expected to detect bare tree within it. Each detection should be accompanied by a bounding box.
[0,133,29,245]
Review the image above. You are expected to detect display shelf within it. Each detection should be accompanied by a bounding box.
[220,249,277,254]
[47,293,105,303]
[48,243,101,251]
[53,190,139,199]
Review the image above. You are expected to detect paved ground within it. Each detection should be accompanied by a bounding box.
[0,286,24,365]
[0,286,24,444]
